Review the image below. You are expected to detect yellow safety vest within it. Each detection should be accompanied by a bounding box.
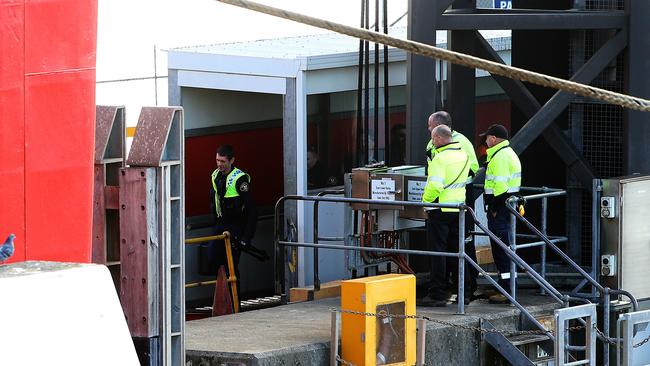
[211,168,249,217]
[485,140,521,197]
[422,141,470,212]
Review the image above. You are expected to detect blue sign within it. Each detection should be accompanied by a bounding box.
[493,0,512,9]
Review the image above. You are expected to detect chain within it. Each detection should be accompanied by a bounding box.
[332,308,650,351]
[330,307,553,336]
[336,355,356,366]
[633,334,650,349]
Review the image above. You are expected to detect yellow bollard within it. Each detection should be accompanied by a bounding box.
[341,274,416,366]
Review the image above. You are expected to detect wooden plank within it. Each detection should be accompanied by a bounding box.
[290,280,341,303]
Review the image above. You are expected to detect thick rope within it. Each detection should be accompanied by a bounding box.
[216,0,650,113]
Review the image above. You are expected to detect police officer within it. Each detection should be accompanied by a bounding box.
[479,124,521,304]
[426,111,479,300]
[209,145,257,282]
[419,125,473,307]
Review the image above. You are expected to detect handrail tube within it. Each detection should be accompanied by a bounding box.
[317,236,345,242]
[521,191,567,201]
[278,194,463,209]
[471,184,564,193]
[505,197,605,293]
[466,206,565,300]
[278,241,462,258]
[516,238,566,249]
[185,234,229,244]
[470,231,565,240]
[610,289,638,312]
[563,359,590,366]
[465,256,557,339]
[517,234,565,240]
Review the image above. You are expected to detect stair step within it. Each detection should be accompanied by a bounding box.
[507,333,551,346]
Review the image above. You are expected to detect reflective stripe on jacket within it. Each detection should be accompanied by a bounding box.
[422,141,470,212]
[211,168,249,217]
[484,140,521,197]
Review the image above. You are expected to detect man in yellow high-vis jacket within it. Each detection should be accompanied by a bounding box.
[426,111,479,302]
[419,125,474,307]
[480,124,522,304]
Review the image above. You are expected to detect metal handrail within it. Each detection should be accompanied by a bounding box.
[272,193,636,348]
[505,195,639,365]
[506,195,640,310]
[184,233,232,289]
[273,195,566,329]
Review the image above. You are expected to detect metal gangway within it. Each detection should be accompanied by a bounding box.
[272,188,645,365]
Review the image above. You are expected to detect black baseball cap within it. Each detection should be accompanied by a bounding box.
[479,124,509,139]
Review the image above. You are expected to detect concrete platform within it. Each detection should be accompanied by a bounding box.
[185,291,559,366]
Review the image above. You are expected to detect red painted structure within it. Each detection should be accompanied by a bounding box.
[0,0,98,263]
[184,100,510,217]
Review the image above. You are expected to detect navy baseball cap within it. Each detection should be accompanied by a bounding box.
[479,124,509,139]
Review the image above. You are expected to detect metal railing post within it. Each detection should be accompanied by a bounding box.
[591,179,602,298]
[603,287,610,366]
[457,206,466,315]
[509,198,517,301]
[540,188,548,295]
[314,199,321,291]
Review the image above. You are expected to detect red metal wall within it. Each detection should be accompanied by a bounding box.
[185,127,285,217]
[0,0,98,263]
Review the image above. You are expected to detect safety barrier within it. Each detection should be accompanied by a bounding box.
[274,193,642,365]
[505,195,639,366]
[274,194,556,339]
[617,309,650,365]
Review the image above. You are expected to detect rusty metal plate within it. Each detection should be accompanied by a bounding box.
[127,107,182,167]
[119,168,155,337]
[95,105,125,163]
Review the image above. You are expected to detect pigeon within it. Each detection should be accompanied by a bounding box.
[0,234,15,262]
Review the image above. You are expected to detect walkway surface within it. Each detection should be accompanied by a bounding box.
[185,291,558,365]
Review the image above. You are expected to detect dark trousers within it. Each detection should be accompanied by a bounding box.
[446,188,479,294]
[487,204,514,293]
[201,225,242,299]
[426,210,475,300]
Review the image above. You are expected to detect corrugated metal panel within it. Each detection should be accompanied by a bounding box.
[171,28,511,71]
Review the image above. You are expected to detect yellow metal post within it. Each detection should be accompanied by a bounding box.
[222,231,239,313]
[341,274,416,366]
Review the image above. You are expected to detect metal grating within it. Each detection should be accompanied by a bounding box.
[585,0,624,10]
[568,1,625,264]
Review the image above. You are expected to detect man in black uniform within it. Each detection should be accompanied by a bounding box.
[208,145,257,282]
